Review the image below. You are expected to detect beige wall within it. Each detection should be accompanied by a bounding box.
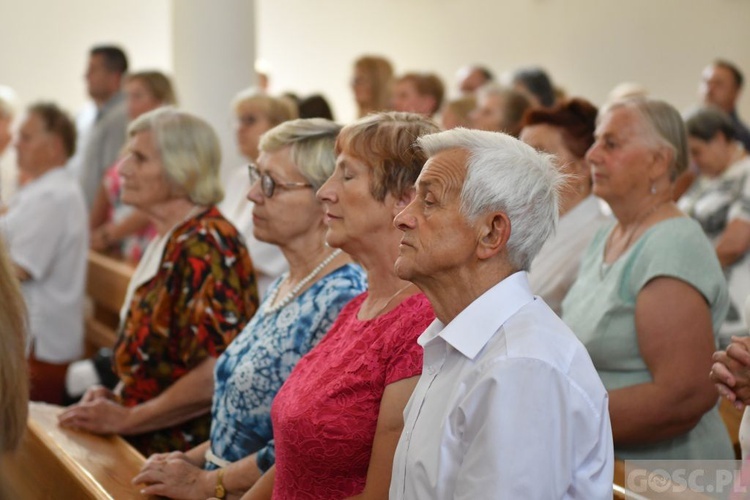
[1,0,749,130]
[257,0,750,123]
[0,0,172,116]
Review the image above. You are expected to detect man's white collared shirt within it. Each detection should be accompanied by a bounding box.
[0,167,88,363]
[390,272,613,499]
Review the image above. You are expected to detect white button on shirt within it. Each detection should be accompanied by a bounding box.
[390,272,613,499]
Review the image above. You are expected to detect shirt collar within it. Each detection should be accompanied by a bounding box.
[419,271,535,360]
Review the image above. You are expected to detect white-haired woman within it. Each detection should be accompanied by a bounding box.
[562,98,732,460]
[60,108,259,456]
[220,89,298,295]
[131,119,367,499]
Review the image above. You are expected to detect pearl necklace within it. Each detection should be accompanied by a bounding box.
[264,248,343,314]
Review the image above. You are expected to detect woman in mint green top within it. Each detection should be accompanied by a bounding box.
[562,98,733,460]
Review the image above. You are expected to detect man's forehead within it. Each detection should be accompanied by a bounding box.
[418,148,469,185]
[704,64,732,82]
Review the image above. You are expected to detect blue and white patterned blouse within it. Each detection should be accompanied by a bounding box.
[207,263,367,471]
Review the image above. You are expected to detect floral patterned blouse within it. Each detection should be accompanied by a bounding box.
[113,206,258,455]
[208,263,367,471]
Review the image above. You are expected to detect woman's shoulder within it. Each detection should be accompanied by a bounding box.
[631,216,725,291]
[179,206,241,239]
[294,264,368,311]
[171,206,248,255]
[640,216,709,249]
[373,293,435,340]
[320,263,367,288]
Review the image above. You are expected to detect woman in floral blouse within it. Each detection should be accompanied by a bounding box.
[60,108,258,455]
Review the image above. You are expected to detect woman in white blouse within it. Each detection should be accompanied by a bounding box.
[519,98,608,314]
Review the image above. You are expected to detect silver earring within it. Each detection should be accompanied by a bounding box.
[650,183,656,195]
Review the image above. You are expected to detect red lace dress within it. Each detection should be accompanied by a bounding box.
[270,292,435,499]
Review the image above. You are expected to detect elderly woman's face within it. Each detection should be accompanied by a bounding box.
[235,101,272,161]
[247,147,321,247]
[317,151,396,254]
[119,130,174,209]
[586,107,655,204]
[520,124,586,179]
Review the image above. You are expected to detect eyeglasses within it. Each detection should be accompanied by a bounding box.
[248,164,312,198]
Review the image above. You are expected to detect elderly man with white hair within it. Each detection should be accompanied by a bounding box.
[389,129,613,499]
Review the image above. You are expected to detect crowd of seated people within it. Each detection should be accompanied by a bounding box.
[3,41,750,499]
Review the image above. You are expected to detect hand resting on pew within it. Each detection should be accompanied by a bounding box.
[58,357,216,436]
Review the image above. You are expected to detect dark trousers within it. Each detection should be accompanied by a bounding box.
[28,350,69,405]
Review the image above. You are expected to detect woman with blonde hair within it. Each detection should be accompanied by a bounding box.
[440,96,475,130]
[351,55,394,118]
[562,98,732,460]
[221,88,298,295]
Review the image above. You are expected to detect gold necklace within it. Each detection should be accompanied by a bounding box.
[600,201,667,278]
[365,283,415,319]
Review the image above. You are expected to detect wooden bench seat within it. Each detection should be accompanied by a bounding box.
[85,251,134,354]
[1,402,155,499]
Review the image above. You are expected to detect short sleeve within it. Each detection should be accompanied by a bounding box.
[728,170,750,223]
[630,219,728,324]
[1,192,68,279]
[384,296,434,385]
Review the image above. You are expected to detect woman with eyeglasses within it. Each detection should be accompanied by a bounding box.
[219,88,299,295]
[241,112,437,500]
[132,118,366,499]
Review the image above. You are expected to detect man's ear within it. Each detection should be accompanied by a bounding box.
[392,186,415,215]
[476,211,511,260]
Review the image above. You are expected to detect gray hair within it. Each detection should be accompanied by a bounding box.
[476,83,531,137]
[128,107,224,205]
[232,87,298,126]
[684,105,737,142]
[259,118,342,191]
[417,128,562,271]
[606,98,688,181]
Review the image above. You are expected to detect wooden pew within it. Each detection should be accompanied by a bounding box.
[719,397,743,459]
[85,251,134,354]
[1,402,155,499]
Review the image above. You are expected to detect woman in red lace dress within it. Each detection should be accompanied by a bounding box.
[242,112,439,500]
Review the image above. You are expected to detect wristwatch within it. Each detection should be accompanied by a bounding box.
[215,468,226,499]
